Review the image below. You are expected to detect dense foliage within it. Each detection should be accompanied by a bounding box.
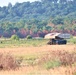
[0,0,76,38]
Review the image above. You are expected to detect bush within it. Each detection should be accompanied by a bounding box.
[11,35,19,40]
[0,53,18,70]
[26,35,32,39]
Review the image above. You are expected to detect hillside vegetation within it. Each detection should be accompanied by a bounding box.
[0,0,76,38]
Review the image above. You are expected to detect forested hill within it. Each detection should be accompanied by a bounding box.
[0,0,76,38]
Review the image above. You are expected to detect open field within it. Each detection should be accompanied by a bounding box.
[0,44,76,75]
[0,38,76,75]
[0,37,76,48]
[0,39,49,48]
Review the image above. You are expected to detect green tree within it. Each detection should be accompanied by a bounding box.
[11,35,19,40]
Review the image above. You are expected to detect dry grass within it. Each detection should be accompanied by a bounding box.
[0,53,18,70]
[0,45,76,75]
[0,66,76,75]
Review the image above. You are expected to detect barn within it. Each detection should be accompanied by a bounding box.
[44,33,71,45]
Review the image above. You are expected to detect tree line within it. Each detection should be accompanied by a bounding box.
[0,0,76,38]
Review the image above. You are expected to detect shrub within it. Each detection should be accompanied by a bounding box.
[11,35,19,40]
[26,35,32,39]
[0,53,18,70]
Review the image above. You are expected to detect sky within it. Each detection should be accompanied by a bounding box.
[0,0,39,7]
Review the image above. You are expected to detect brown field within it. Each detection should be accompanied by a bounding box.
[0,45,76,75]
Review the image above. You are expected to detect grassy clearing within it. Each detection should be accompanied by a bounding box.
[23,37,76,46]
[0,39,49,48]
[0,37,76,48]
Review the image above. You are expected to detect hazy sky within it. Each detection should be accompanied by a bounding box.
[0,0,39,7]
